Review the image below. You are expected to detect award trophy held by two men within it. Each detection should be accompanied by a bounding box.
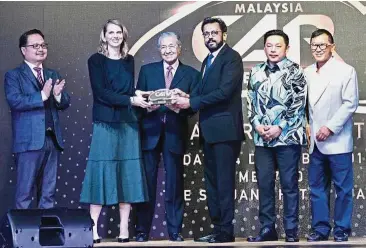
[136,88,189,109]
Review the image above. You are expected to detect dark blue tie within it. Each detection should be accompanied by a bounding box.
[206,54,214,69]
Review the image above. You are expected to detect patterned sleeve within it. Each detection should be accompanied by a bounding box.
[278,66,307,130]
[247,69,261,128]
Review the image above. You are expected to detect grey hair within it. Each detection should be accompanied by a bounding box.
[157,32,182,48]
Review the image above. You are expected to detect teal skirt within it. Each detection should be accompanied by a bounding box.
[80,122,149,205]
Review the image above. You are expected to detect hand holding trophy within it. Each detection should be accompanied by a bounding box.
[131,90,152,108]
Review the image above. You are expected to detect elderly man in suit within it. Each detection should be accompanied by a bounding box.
[174,17,244,243]
[4,29,70,209]
[305,29,359,242]
[134,32,199,242]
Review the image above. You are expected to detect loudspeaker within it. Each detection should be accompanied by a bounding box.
[0,208,93,248]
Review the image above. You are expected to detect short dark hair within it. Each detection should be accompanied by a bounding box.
[201,17,227,33]
[310,29,334,44]
[19,29,44,50]
[263,29,289,47]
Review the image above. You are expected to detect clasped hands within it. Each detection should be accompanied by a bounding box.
[257,124,332,143]
[255,125,282,142]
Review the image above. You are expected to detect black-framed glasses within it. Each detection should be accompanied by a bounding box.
[202,30,222,38]
[310,43,332,51]
[24,43,49,49]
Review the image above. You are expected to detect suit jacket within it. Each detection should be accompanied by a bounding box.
[190,44,244,144]
[4,62,70,153]
[88,53,138,123]
[305,57,359,154]
[136,60,199,154]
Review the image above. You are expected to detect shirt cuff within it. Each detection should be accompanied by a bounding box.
[41,91,48,101]
[278,120,287,130]
[54,93,62,103]
[252,118,261,129]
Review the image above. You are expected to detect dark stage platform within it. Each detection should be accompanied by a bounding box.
[95,238,366,247]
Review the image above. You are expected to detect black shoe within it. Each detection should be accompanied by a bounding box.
[285,234,299,242]
[208,232,235,243]
[169,233,184,242]
[307,231,328,242]
[93,238,101,243]
[286,229,299,242]
[194,233,219,242]
[334,231,348,242]
[135,232,149,242]
[117,237,129,243]
[247,226,278,242]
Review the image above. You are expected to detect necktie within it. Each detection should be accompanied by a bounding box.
[33,67,44,85]
[165,65,173,89]
[162,66,173,123]
[206,54,214,69]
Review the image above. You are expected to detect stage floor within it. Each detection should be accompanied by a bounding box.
[95,238,366,247]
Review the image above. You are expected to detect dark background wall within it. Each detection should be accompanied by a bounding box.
[0,1,365,239]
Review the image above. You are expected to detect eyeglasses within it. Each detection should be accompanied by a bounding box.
[310,43,332,51]
[160,44,178,51]
[24,43,49,50]
[202,30,222,38]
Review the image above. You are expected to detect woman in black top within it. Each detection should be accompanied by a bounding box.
[80,19,150,243]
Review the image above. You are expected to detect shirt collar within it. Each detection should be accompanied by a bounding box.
[24,60,43,71]
[163,59,179,71]
[264,57,288,71]
[316,56,335,73]
[210,42,226,58]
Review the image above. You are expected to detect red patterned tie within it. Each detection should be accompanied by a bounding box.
[165,65,173,89]
[33,67,44,85]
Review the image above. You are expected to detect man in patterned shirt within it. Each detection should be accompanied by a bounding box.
[247,29,307,243]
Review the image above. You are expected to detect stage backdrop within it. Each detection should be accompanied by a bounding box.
[0,1,365,239]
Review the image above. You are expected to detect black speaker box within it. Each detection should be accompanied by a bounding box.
[0,208,93,248]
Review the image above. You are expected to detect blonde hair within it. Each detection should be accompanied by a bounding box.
[98,19,129,59]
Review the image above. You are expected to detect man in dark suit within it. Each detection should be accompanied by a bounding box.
[4,29,70,209]
[134,32,199,242]
[174,17,244,243]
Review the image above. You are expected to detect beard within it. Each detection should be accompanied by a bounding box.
[205,39,224,53]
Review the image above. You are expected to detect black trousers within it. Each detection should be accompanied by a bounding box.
[135,131,184,236]
[203,140,242,235]
[254,145,301,233]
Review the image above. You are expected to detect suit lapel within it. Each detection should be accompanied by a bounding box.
[308,59,333,107]
[201,44,228,90]
[20,62,40,89]
[43,68,53,83]
[170,62,186,89]
[198,57,207,92]
[157,61,166,89]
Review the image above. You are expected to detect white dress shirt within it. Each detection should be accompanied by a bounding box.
[163,59,179,80]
